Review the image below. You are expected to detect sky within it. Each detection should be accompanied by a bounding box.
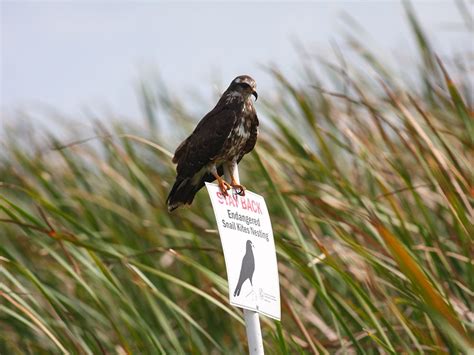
[1,1,473,131]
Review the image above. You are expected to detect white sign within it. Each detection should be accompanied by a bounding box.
[206,183,280,320]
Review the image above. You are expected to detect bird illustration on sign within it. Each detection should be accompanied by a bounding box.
[234,240,255,297]
[167,75,259,212]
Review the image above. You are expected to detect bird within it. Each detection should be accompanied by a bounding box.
[167,75,259,212]
[234,240,255,297]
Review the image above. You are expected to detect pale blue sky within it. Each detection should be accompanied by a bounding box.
[1,1,472,130]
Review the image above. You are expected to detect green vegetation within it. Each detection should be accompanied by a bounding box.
[1,5,473,354]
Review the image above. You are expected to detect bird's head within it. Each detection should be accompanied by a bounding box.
[246,240,254,250]
[228,75,258,101]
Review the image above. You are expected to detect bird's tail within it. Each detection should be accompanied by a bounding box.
[233,281,243,297]
[167,168,221,212]
[166,177,200,212]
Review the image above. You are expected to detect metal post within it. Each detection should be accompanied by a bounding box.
[243,309,264,354]
[224,164,264,355]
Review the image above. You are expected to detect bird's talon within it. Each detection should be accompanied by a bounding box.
[235,188,245,196]
[220,187,229,196]
[231,184,246,196]
[218,181,231,196]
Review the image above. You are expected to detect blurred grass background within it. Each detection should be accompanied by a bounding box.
[1,4,473,354]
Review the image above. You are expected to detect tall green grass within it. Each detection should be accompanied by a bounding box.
[1,5,473,354]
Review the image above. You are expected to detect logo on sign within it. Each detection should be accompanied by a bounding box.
[233,240,255,297]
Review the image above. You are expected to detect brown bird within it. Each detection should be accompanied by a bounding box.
[167,75,259,212]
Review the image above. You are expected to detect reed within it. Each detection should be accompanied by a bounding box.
[1,4,472,353]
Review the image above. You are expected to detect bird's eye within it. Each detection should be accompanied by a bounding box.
[237,82,251,89]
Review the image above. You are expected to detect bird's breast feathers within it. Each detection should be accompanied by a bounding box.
[221,106,255,157]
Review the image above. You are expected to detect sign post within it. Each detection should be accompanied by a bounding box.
[206,165,280,354]
[243,308,264,355]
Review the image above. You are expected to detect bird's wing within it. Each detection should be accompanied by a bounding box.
[235,253,248,289]
[173,107,237,177]
[240,252,253,280]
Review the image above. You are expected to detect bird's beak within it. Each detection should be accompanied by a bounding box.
[252,90,258,101]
